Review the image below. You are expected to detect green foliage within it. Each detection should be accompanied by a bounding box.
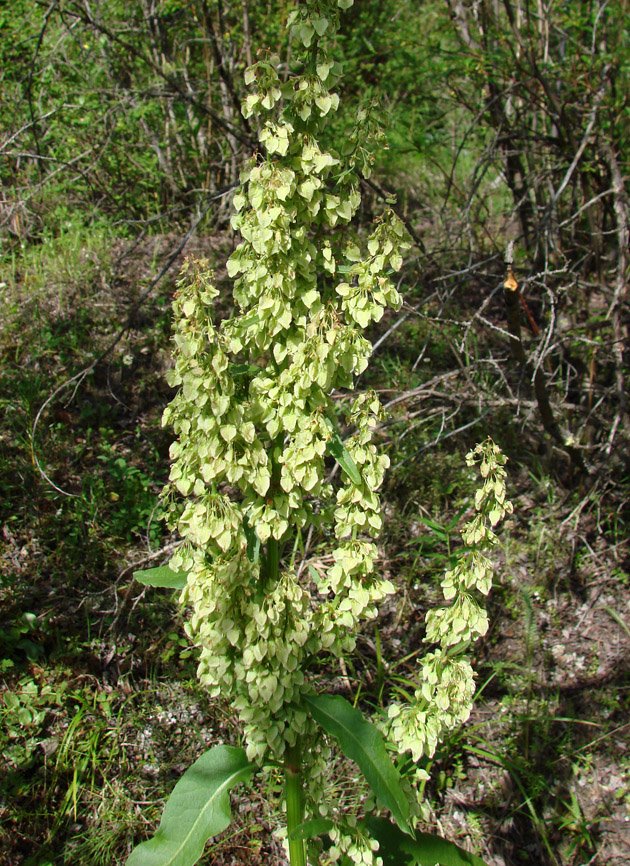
[5,1,627,864]
[126,746,255,866]
[161,0,407,791]
[0,612,46,666]
[0,676,60,764]
[365,818,486,866]
[334,0,460,174]
[385,441,512,766]
[128,3,515,861]
[97,445,166,543]
[303,694,411,834]
[134,565,188,590]
[147,3,417,860]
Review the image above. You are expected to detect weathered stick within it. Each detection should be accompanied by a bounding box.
[503,251,585,473]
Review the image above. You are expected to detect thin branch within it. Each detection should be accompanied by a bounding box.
[536,75,609,243]
[602,143,629,454]
[26,0,59,173]
[391,409,492,471]
[47,0,255,149]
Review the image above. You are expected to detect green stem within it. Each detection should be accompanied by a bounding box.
[267,537,279,582]
[285,745,307,866]
[259,435,283,591]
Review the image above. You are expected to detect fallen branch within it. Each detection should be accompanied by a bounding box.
[503,262,586,473]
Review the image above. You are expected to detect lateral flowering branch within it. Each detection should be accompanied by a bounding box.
[162,0,406,801]
[386,440,513,783]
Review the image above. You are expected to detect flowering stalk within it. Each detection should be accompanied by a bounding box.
[159,0,407,860]
[128,1,511,863]
[385,440,513,791]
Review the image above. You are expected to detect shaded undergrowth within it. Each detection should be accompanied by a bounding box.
[1,225,629,866]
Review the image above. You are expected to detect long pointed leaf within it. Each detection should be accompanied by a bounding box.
[324,420,362,486]
[365,818,488,866]
[134,566,188,590]
[243,514,261,565]
[126,745,255,866]
[303,694,411,833]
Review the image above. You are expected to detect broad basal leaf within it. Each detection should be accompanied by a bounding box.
[134,565,188,589]
[126,745,255,866]
[303,694,411,833]
[365,818,488,866]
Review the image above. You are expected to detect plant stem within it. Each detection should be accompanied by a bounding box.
[267,536,279,582]
[285,745,306,866]
[262,439,282,589]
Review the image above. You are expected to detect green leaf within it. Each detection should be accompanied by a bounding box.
[289,818,335,840]
[303,694,411,833]
[134,566,188,590]
[324,420,362,486]
[233,312,261,330]
[364,818,488,866]
[243,514,261,565]
[126,746,255,866]
[299,178,317,201]
[229,363,260,378]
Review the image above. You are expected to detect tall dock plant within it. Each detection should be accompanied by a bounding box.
[128,2,511,864]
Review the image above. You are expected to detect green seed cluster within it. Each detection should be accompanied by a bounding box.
[325,822,382,866]
[387,439,513,765]
[162,0,407,773]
